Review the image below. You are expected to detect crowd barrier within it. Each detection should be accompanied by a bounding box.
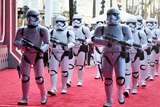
[0,45,8,70]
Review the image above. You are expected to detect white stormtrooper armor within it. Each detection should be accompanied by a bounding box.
[26,9,40,28]
[136,16,153,81]
[136,15,144,30]
[72,14,83,28]
[91,20,105,79]
[146,18,155,30]
[96,20,105,27]
[55,15,68,31]
[48,15,75,96]
[67,14,91,87]
[14,9,50,105]
[153,19,160,76]
[123,17,148,97]
[135,15,150,88]
[92,8,133,107]
[146,17,158,80]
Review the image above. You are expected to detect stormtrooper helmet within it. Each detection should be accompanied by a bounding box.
[146,17,155,30]
[126,17,138,33]
[72,14,82,28]
[55,15,67,31]
[26,9,40,27]
[106,8,121,25]
[153,18,158,29]
[135,15,144,30]
[96,19,104,27]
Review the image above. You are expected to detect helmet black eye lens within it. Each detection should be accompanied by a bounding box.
[137,20,142,24]
[96,21,103,24]
[56,21,65,23]
[27,15,37,18]
[126,22,136,25]
[107,13,118,17]
[146,22,154,24]
[73,19,81,21]
[137,20,142,22]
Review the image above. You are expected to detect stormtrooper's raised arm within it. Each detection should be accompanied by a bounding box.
[14,27,26,49]
[92,26,108,46]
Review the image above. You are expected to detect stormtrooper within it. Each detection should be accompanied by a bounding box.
[135,15,151,87]
[92,8,133,107]
[67,14,91,87]
[91,20,105,79]
[153,19,160,76]
[146,17,159,80]
[47,15,75,96]
[14,9,50,105]
[123,17,148,97]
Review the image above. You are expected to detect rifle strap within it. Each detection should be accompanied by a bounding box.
[144,28,148,36]
[82,27,85,35]
[50,29,71,39]
[82,27,87,39]
[138,31,142,40]
[39,28,43,37]
[21,27,43,37]
[154,30,158,37]
[21,28,24,37]
[50,29,54,36]
[101,26,104,36]
[121,26,125,37]
[67,31,70,39]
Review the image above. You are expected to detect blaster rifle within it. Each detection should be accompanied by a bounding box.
[75,38,86,42]
[133,43,142,49]
[92,36,109,46]
[50,37,68,46]
[104,35,132,47]
[98,65,103,81]
[22,37,43,53]
[105,35,142,49]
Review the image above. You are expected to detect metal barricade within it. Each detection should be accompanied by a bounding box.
[0,45,8,70]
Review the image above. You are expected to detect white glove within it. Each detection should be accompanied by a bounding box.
[64,42,75,51]
[86,38,92,44]
[126,39,134,46]
[67,42,75,49]
[40,44,50,53]
[141,44,148,51]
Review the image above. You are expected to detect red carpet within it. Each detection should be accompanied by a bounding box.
[0,66,160,107]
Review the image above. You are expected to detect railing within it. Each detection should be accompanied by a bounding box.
[0,45,8,70]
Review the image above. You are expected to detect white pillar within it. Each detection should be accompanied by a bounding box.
[121,1,126,11]
[44,0,53,27]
